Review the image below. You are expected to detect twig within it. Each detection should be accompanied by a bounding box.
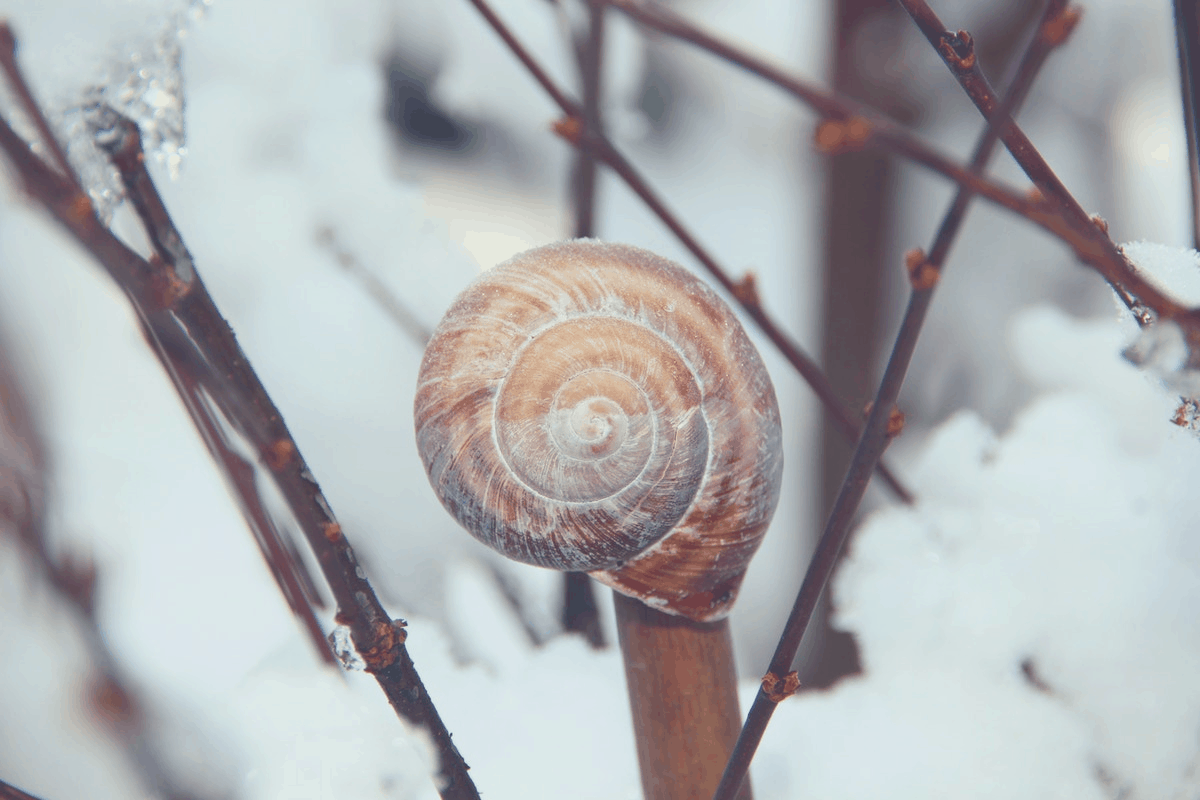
[314,225,433,347]
[572,0,606,238]
[711,4,1074,797]
[1174,0,1200,249]
[93,108,334,663]
[0,25,480,800]
[897,0,1196,335]
[610,0,1196,332]
[464,0,914,503]
[608,0,1054,227]
[560,0,610,649]
[614,593,751,800]
[0,27,76,188]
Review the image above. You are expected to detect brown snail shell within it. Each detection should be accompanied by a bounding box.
[413,240,783,621]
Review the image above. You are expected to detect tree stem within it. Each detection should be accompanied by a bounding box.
[613,592,751,800]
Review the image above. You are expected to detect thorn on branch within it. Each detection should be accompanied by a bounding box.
[1040,5,1083,48]
[904,247,939,290]
[761,671,800,703]
[937,30,976,71]
[814,115,873,155]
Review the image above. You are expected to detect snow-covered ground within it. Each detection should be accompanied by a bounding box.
[0,0,1197,797]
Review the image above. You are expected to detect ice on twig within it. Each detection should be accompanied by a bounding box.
[327,625,366,672]
[50,0,209,222]
[1119,241,1200,403]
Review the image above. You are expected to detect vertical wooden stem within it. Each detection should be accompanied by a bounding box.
[613,592,752,800]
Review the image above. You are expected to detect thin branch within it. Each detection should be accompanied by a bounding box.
[0,27,77,189]
[896,0,1196,335]
[464,0,914,503]
[610,0,1196,331]
[315,225,433,347]
[573,0,606,238]
[712,4,1074,797]
[560,0,611,649]
[93,109,335,664]
[608,0,1056,228]
[0,25,480,800]
[1174,0,1200,249]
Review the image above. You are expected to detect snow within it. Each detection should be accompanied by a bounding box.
[0,0,1198,797]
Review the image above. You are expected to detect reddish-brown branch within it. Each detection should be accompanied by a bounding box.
[610,0,1200,336]
[712,3,1073,796]
[0,25,479,800]
[0,27,76,188]
[897,0,1195,334]
[465,0,914,504]
[572,0,606,238]
[608,0,1053,224]
[93,109,334,663]
[560,0,610,647]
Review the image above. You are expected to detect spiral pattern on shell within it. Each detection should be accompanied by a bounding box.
[414,240,783,621]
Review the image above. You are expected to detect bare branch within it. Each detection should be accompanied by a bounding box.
[896,0,1196,336]
[464,0,915,503]
[0,24,480,800]
[712,3,1074,796]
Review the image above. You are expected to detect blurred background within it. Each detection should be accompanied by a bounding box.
[0,0,1189,796]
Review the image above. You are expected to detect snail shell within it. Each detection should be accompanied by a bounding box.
[414,240,783,621]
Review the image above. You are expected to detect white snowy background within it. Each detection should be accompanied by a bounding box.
[0,0,1198,798]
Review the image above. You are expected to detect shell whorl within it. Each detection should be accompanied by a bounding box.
[414,240,783,621]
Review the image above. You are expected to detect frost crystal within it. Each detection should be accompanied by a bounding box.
[327,625,365,672]
[55,0,209,222]
[1123,320,1200,398]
